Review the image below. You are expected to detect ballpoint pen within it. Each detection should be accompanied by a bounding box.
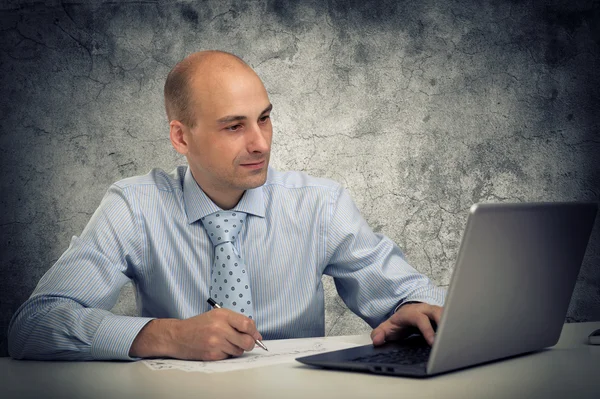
[207,298,269,351]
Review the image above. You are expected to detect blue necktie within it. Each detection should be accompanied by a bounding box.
[201,211,255,319]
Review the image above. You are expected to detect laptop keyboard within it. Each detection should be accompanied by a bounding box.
[350,345,431,366]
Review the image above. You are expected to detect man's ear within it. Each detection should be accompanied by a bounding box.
[169,120,189,155]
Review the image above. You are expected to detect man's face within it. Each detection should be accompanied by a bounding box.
[183,67,272,204]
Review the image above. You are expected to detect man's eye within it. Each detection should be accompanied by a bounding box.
[259,115,270,123]
[227,124,242,131]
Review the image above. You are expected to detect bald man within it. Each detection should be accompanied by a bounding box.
[8,51,445,361]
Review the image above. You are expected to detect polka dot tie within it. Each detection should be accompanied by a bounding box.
[201,211,254,319]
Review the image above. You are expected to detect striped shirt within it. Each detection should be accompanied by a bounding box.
[8,166,445,360]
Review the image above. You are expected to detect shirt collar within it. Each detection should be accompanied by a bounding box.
[183,166,266,224]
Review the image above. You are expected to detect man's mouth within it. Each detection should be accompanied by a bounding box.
[240,160,266,170]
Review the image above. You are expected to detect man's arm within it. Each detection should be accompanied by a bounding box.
[323,186,446,334]
[129,310,263,361]
[7,185,153,360]
[8,183,264,361]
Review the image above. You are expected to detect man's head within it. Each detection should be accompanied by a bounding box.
[165,51,272,209]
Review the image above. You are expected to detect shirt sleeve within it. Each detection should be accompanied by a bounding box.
[324,186,446,328]
[7,184,154,360]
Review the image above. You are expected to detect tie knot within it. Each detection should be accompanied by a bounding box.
[201,211,247,247]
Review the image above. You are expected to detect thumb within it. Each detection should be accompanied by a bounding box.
[370,327,387,346]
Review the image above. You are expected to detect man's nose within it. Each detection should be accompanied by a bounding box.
[247,123,270,153]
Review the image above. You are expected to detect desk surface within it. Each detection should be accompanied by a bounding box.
[1,322,599,399]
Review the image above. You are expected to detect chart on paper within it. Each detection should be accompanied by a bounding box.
[142,337,360,373]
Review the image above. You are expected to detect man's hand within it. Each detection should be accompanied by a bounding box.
[370,303,443,347]
[129,309,263,361]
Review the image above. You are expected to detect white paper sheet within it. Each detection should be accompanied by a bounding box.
[142,337,361,373]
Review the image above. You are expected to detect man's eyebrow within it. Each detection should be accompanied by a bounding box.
[261,104,273,115]
[216,104,273,124]
[217,115,246,124]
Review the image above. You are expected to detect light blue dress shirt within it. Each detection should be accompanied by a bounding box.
[8,166,446,360]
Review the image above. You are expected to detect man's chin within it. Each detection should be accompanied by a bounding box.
[239,169,268,190]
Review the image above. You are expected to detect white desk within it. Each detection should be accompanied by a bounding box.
[1,322,599,399]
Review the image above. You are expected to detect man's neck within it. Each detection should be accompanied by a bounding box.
[190,174,244,210]
[206,190,244,210]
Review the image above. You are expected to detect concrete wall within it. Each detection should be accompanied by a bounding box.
[1,0,599,357]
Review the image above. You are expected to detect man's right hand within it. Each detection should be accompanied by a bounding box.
[129,309,263,361]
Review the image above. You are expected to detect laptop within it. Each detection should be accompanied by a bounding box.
[296,202,598,377]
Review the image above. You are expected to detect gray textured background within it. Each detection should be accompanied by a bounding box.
[1,0,599,358]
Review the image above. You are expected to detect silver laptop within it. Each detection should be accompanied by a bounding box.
[296,202,598,377]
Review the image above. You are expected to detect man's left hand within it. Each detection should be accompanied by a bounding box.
[370,303,443,347]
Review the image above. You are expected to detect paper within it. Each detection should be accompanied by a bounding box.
[142,337,361,373]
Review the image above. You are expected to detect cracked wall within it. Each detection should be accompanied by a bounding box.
[1,0,599,356]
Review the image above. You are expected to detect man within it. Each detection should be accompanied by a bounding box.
[8,51,445,361]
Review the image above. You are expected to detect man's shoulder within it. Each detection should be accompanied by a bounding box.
[264,168,341,193]
[112,166,186,193]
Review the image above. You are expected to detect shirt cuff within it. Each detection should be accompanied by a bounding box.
[91,315,155,361]
[393,301,421,313]
[392,286,447,314]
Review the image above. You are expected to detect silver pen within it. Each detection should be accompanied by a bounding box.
[207,298,268,351]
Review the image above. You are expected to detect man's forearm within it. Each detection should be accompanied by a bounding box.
[129,318,179,358]
[8,296,154,360]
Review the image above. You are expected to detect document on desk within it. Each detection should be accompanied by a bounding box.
[142,337,361,373]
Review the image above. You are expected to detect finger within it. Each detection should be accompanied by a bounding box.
[371,326,387,346]
[432,306,443,327]
[208,325,252,356]
[230,315,263,342]
[202,335,243,360]
[225,314,259,351]
[422,305,443,329]
[227,312,259,335]
[415,314,436,346]
[226,329,256,352]
[218,338,246,358]
[371,321,415,346]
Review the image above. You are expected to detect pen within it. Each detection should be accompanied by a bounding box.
[207,298,269,351]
